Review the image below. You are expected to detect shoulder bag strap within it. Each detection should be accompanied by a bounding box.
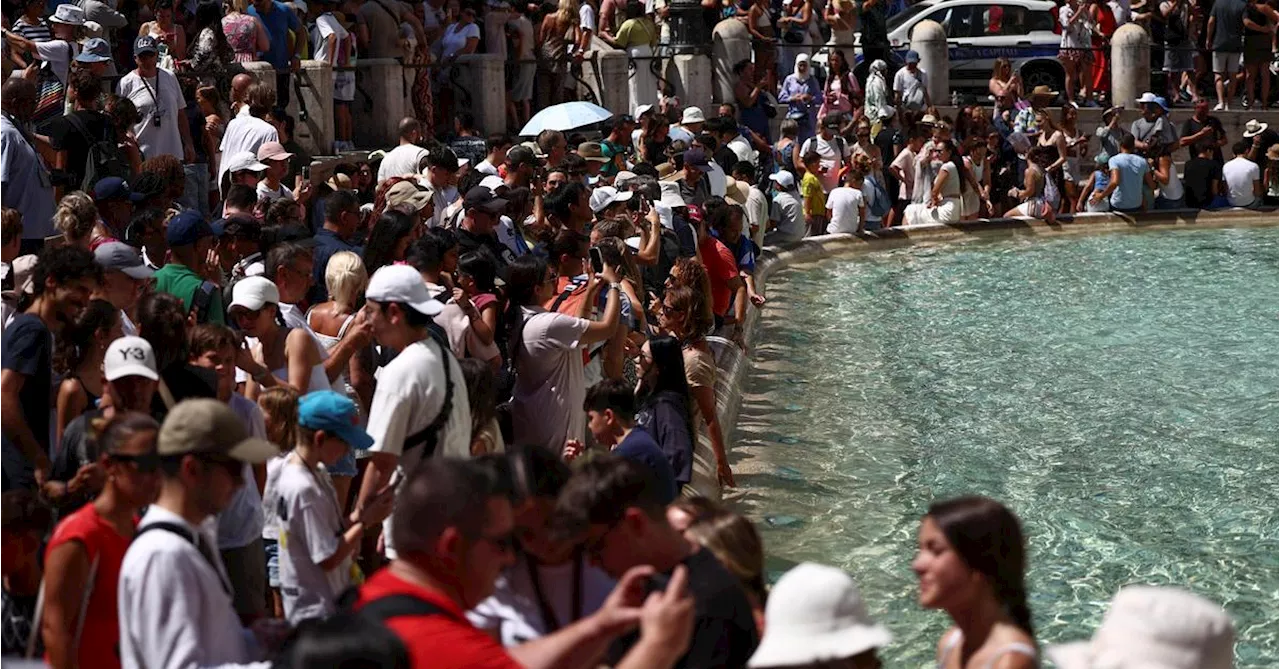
[134,522,232,595]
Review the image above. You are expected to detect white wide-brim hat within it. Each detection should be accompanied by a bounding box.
[747,563,892,668]
[1047,586,1235,669]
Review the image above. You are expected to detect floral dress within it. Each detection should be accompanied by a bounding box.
[221,13,258,63]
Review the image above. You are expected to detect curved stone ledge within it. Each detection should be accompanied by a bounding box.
[690,208,1277,499]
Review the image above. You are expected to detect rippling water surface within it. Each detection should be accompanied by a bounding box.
[733,227,1278,668]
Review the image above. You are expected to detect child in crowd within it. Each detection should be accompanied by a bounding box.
[258,385,300,619]
[572,378,678,503]
[800,151,826,236]
[276,390,394,624]
[765,170,805,244]
[1077,151,1113,213]
[314,0,358,152]
[826,156,868,234]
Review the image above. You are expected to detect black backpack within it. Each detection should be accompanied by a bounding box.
[66,113,130,191]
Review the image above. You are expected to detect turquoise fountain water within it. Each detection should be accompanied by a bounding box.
[734,227,1278,668]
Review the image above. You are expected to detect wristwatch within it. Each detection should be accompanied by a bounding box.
[608,282,622,291]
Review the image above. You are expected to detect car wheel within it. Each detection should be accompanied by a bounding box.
[1021,63,1064,95]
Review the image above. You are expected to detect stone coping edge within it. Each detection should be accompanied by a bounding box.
[689,208,1277,501]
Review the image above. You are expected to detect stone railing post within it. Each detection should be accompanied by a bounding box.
[453,53,507,138]
[711,19,751,105]
[289,60,334,155]
[1111,24,1151,109]
[240,61,277,98]
[910,20,949,107]
[352,58,406,150]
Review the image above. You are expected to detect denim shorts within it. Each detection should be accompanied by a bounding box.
[327,450,358,477]
[264,538,280,588]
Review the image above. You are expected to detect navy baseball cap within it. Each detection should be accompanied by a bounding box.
[165,210,213,247]
[298,390,374,450]
[683,147,713,172]
[134,35,159,56]
[93,177,145,203]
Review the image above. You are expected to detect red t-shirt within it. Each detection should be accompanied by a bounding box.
[357,569,524,669]
[43,504,133,669]
[699,237,740,317]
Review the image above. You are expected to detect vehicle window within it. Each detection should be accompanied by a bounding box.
[946,6,976,38]
[886,3,933,32]
[1026,9,1056,31]
[978,4,1027,36]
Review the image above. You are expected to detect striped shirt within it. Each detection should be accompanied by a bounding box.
[12,17,52,43]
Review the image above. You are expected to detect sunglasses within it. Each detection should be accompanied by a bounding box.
[110,452,161,473]
[198,453,244,478]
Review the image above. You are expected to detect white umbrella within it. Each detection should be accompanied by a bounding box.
[519,101,614,136]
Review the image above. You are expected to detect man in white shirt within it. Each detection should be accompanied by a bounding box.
[475,133,512,176]
[425,148,462,227]
[799,115,852,192]
[892,49,930,112]
[377,117,431,182]
[218,83,279,193]
[351,264,471,560]
[277,390,394,623]
[1222,139,1263,207]
[117,36,194,164]
[118,399,282,669]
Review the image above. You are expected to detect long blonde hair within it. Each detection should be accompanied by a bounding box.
[324,251,369,311]
[555,0,577,30]
[54,191,99,247]
[686,511,767,604]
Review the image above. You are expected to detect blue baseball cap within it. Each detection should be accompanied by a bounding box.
[904,50,920,63]
[76,38,111,63]
[165,210,213,247]
[298,391,374,450]
[93,177,145,203]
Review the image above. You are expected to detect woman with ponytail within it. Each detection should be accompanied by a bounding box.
[504,254,621,452]
[53,299,120,445]
[912,495,1038,669]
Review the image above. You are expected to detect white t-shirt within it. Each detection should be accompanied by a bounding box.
[745,184,770,247]
[800,134,851,192]
[36,39,76,83]
[825,185,865,234]
[276,456,350,624]
[892,67,928,109]
[367,336,471,559]
[218,115,279,189]
[475,158,500,176]
[1222,157,1260,207]
[468,555,616,646]
[579,2,597,33]
[257,181,296,202]
[377,143,431,182]
[117,68,186,161]
[261,454,286,540]
[441,21,480,59]
[510,308,591,452]
[314,13,350,65]
[217,394,266,550]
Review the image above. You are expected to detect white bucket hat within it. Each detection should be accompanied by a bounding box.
[50,4,87,25]
[747,563,892,668]
[1047,586,1235,669]
[682,107,706,125]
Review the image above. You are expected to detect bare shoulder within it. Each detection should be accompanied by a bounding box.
[983,623,1038,669]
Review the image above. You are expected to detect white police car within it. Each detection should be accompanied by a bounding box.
[885,0,1064,92]
[818,0,1064,95]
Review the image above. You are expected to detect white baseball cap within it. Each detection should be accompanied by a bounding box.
[681,107,706,124]
[225,151,269,175]
[768,170,796,189]
[589,186,634,213]
[479,175,507,193]
[104,336,159,382]
[1047,586,1235,669]
[366,264,444,316]
[228,276,280,312]
[748,563,892,667]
